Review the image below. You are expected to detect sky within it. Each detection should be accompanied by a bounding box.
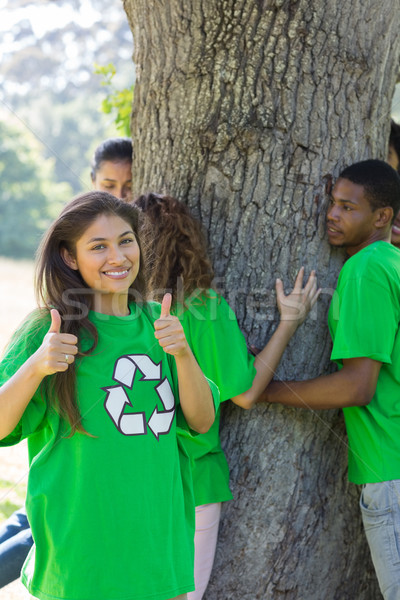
[0,0,132,66]
[0,0,133,98]
[0,0,102,38]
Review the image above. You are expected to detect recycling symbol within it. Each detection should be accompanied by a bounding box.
[102,354,175,440]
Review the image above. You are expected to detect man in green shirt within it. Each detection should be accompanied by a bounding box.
[265,159,400,600]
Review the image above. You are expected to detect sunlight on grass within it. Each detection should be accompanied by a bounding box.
[0,500,21,521]
[0,258,33,528]
[0,479,27,495]
[0,257,35,353]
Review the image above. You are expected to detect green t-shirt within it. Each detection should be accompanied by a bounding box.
[328,241,400,484]
[0,303,219,600]
[175,290,256,505]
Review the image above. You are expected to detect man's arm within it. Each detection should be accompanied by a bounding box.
[261,357,382,409]
[232,268,320,410]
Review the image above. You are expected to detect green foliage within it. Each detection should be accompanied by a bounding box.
[18,91,120,194]
[95,63,134,137]
[0,116,72,259]
[2,0,134,196]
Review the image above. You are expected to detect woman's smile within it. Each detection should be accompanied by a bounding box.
[62,213,140,315]
[102,267,131,279]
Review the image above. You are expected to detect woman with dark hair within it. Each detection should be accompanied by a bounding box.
[135,192,319,600]
[90,137,133,200]
[0,138,136,590]
[0,191,217,600]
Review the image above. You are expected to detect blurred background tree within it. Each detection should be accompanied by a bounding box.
[94,63,133,137]
[0,0,134,259]
[0,116,71,258]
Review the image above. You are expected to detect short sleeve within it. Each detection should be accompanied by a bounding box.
[168,354,220,437]
[180,292,256,401]
[329,276,399,365]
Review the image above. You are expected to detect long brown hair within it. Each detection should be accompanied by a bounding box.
[134,193,214,304]
[35,191,147,434]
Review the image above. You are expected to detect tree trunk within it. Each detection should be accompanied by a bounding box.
[123,1,400,597]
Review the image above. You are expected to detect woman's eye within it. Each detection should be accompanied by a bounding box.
[121,237,135,245]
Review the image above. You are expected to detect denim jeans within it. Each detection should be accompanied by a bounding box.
[360,481,400,600]
[0,506,33,588]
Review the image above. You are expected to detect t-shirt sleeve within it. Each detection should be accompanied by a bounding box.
[182,293,256,402]
[330,276,398,365]
[0,312,50,445]
[167,355,220,437]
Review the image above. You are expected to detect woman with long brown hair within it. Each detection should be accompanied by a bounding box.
[0,191,217,600]
[135,192,319,600]
[0,138,135,590]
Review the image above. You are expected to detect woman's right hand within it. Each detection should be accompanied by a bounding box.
[31,309,78,377]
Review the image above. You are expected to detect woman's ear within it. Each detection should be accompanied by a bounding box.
[61,247,78,270]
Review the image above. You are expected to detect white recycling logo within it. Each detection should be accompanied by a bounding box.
[102,354,175,440]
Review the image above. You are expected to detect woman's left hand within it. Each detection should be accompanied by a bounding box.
[154,293,189,356]
[276,266,320,328]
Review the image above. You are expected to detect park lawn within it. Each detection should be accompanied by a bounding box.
[0,257,34,525]
[0,258,33,598]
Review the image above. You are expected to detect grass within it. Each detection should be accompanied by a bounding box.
[0,256,36,352]
[0,257,34,527]
[0,500,23,521]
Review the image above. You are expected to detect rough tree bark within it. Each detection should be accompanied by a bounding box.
[123,1,400,598]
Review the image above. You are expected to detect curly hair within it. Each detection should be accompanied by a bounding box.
[134,193,214,304]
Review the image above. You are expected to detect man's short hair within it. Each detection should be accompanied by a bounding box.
[339,159,400,217]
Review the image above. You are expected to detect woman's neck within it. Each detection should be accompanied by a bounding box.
[90,292,130,316]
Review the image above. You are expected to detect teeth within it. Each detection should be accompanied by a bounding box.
[105,270,128,275]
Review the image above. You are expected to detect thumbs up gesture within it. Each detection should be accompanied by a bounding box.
[154,294,188,357]
[32,309,79,377]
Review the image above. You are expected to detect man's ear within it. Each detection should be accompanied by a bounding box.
[61,247,78,270]
[374,206,394,229]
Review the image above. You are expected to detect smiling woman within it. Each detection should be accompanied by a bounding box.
[61,214,141,316]
[0,191,217,600]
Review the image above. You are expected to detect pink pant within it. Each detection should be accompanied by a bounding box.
[188,502,222,600]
